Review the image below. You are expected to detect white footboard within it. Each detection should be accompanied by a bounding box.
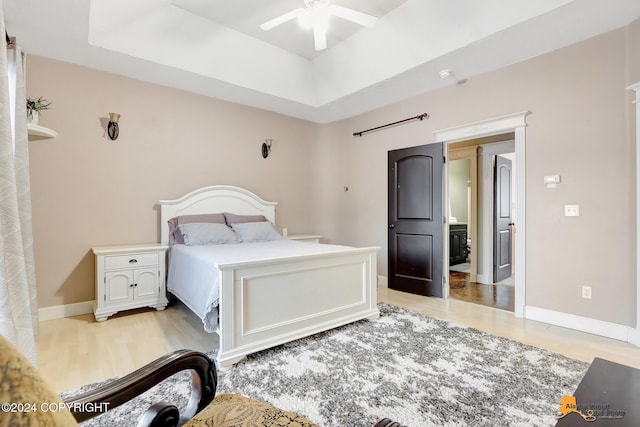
[216,247,379,367]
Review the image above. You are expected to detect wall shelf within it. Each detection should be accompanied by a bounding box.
[27,124,57,140]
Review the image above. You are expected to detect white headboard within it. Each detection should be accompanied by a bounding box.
[158,185,277,245]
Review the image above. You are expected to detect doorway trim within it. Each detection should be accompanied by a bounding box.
[435,111,529,317]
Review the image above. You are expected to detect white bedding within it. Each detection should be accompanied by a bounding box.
[167,239,354,332]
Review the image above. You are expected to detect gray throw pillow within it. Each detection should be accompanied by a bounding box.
[178,222,239,245]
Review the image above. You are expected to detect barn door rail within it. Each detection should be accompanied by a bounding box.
[353,113,429,137]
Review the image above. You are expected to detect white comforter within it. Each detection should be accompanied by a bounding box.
[167,240,353,332]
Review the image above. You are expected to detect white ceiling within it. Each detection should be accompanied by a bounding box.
[4,0,640,123]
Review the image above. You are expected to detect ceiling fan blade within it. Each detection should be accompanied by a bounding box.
[329,5,377,27]
[313,25,327,50]
[260,8,305,31]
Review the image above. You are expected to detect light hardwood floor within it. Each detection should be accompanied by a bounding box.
[36,288,640,394]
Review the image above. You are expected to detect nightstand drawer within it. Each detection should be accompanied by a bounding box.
[105,253,158,269]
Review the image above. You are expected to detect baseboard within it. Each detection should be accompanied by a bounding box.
[38,300,95,321]
[627,326,640,347]
[379,282,637,347]
[476,273,490,285]
[377,275,388,288]
[525,305,632,343]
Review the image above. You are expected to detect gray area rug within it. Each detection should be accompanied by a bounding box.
[62,304,588,426]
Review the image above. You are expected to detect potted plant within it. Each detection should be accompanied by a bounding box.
[26,97,51,125]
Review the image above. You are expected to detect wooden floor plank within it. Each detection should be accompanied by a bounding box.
[36,291,640,394]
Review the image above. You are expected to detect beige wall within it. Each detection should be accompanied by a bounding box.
[26,56,318,308]
[315,25,638,326]
[449,159,471,223]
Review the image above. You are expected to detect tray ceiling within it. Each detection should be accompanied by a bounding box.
[4,0,640,123]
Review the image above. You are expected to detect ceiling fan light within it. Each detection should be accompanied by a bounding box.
[260,0,376,51]
[299,3,330,30]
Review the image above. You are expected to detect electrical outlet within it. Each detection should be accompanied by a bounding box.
[581,286,592,299]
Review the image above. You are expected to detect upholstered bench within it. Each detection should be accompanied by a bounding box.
[182,393,405,427]
[0,336,407,427]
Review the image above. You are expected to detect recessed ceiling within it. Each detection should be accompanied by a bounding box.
[172,0,409,60]
[4,0,640,123]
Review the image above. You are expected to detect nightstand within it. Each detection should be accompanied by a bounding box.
[287,234,322,243]
[92,243,169,322]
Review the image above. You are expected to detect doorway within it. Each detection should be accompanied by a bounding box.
[434,112,528,317]
[384,113,528,316]
[447,137,516,311]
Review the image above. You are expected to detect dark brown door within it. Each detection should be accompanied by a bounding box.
[493,155,513,283]
[388,143,443,297]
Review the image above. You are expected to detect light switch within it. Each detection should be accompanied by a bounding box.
[564,205,579,217]
[544,175,561,188]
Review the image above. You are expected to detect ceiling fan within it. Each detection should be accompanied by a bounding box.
[259,0,378,51]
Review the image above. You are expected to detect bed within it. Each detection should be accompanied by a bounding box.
[158,185,379,367]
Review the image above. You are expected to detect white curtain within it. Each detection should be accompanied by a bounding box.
[0,0,39,365]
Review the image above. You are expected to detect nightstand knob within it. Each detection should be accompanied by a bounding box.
[129,259,138,264]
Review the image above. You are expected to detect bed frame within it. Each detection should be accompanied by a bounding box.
[158,185,379,367]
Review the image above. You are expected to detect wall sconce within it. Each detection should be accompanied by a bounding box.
[108,113,120,140]
[261,139,272,158]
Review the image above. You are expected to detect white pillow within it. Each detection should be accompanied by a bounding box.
[177,222,239,245]
[231,221,283,243]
